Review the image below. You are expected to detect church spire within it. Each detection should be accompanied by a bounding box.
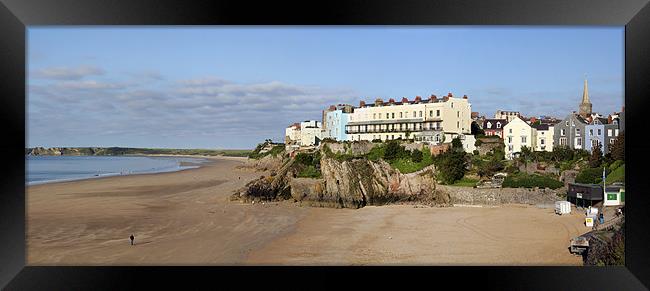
[578,75,593,118]
[581,76,590,104]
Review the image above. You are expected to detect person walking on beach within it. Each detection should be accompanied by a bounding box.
[130,234,135,246]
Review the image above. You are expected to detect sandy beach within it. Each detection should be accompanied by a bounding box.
[27,156,586,265]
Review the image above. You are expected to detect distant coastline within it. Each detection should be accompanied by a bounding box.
[25,147,252,157]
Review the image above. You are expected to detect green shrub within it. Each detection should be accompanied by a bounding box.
[575,167,610,184]
[438,151,467,184]
[297,165,322,178]
[450,177,479,187]
[605,165,624,184]
[502,172,563,189]
[609,160,624,172]
[411,149,423,162]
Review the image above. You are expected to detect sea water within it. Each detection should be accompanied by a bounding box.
[26,155,209,185]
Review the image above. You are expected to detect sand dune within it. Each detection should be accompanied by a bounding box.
[27,156,586,265]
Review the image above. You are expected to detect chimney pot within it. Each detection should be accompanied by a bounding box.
[448,93,453,97]
[463,94,468,99]
[402,97,409,103]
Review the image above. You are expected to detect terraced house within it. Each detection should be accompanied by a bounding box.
[554,113,589,150]
[584,117,620,155]
[344,93,472,144]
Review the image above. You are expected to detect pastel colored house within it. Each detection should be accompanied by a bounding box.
[585,117,619,154]
[503,117,537,160]
[532,123,554,152]
[483,119,507,139]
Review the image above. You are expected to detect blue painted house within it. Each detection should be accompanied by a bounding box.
[584,117,619,155]
[324,105,353,141]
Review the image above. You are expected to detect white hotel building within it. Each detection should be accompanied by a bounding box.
[344,93,472,144]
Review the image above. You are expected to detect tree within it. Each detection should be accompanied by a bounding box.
[589,142,603,168]
[384,140,407,161]
[609,132,624,161]
[519,145,533,167]
[471,121,484,136]
[411,149,423,163]
[404,130,412,140]
[451,137,463,151]
[438,151,467,184]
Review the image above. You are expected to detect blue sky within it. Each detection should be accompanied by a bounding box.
[27,27,624,149]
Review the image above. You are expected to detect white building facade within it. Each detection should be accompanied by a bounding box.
[503,117,537,160]
[299,120,323,147]
[345,94,472,144]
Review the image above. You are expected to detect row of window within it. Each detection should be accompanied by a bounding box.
[369,109,461,120]
[560,128,619,137]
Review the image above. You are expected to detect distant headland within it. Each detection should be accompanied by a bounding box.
[25,147,252,157]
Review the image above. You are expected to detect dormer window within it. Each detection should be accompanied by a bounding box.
[496,122,501,129]
[487,121,492,128]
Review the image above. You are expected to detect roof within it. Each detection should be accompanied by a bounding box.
[483,119,507,129]
[531,123,549,130]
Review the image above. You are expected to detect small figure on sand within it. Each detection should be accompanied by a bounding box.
[130,234,135,245]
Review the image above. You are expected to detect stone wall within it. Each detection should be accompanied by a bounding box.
[437,184,561,206]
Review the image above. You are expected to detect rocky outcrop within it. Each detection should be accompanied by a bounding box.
[233,153,451,209]
[437,184,561,206]
[322,141,378,156]
[240,153,285,172]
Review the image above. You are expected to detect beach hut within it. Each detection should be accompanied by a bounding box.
[567,183,603,209]
[603,184,625,207]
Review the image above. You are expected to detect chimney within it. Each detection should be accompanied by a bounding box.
[430,94,437,102]
[329,105,336,111]
[448,93,453,97]
[375,98,383,106]
[359,100,366,107]
[443,95,449,102]
[388,98,395,104]
[608,115,613,124]
[415,96,422,103]
[401,97,409,103]
[463,94,468,99]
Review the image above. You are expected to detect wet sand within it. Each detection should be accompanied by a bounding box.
[27,157,587,265]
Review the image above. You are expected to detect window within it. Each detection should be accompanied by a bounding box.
[400,112,403,118]
[413,111,416,118]
[508,136,512,143]
[592,139,599,149]
[509,129,513,134]
[575,128,580,136]
[540,139,545,145]
[508,145,513,152]
[451,103,454,108]
[496,122,501,129]
[379,113,382,119]
[561,129,566,136]
[437,110,440,117]
[615,129,619,136]
[419,111,422,117]
[577,138,582,146]
[589,129,593,136]
[457,121,459,128]
[521,136,527,143]
[373,113,376,119]
[560,137,567,146]
[457,111,459,117]
[571,121,575,126]
[565,121,569,126]
[610,138,616,144]
[429,110,433,117]
[598,129,601,135]
[392,113,395,119]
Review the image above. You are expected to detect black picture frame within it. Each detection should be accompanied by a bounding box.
[1,0,649,289]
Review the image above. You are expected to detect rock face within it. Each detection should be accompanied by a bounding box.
[241,153,285,171]
[322,141,378,156]
[437,184,561,206]
[234,152,451,209]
